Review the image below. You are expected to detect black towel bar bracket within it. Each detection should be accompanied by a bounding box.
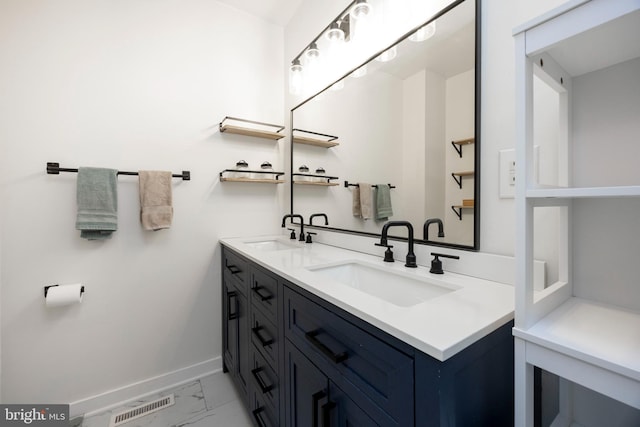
[344,180,396,189]
[47,162,191,180]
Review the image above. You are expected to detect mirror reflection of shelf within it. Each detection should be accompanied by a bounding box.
[451,137,474,158]
[451,171,474,189]
[219,116,285,140]
[220,169,285,184]
[451,204,474,220]
[292,173,339,186]
[292,128,339,148]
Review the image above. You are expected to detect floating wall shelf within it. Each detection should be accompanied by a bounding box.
[292,128,339,148]
[451,171,474,189]
[219,169,285,184]
[219,116,285,140]
[451,137,474,158]
[292,173,339,186]
[451,205,473,220]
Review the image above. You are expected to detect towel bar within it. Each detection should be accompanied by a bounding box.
[47,163,191,180]
[344,180,395,189]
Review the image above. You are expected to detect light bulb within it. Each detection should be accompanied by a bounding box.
[409,21,436,42]
[351,0,371,20]
[305,42,320,61]
[376,46,397,62]
[289,59,303,95]
[326,22,345,42]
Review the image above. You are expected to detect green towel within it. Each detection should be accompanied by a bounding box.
[76,167,118,240]
[375,184,393,220]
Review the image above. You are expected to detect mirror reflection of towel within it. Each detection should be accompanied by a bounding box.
[359,182,373,219]
[352,185,361,217]
[76,167,118,240]
[139,171,173,231]
[375,184,393,220]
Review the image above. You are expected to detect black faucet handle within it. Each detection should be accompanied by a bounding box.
[429,252,459,274]
[375,242,395,262]
[305,232,317,243]
[287,228,296,240]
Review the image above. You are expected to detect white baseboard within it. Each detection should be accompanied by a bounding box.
[70,357,222,418]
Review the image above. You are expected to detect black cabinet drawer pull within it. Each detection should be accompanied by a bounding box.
[312,391,326,427]
[322,401,336,427]
[252,285,273,302]
[225,261,242,275]
[305,330,348,364]
[252,325,275,347]
[227,291,238,320]
[251,367,275,393]
[252,407,269,427]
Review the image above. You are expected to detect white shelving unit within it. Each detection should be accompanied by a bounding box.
[513,0,640,425]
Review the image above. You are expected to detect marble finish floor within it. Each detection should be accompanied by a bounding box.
[81,372,252,427]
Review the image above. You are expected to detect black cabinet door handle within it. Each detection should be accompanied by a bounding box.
[227,291,238,320]
[252,407,268,427]
[251,367,275,393]
[252,285,273,302]
[252,325,274,347]
[322,401,336,427]
[305,330,348,364]
[312,391,326,427]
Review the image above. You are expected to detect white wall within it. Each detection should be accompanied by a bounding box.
[0,0,284,410]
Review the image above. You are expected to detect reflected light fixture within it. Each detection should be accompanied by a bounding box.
[289,59,303,95]
[305,42,320,61]
[351,64,367,78]
[409,21,437,42]
[376,45,397,62]
[351,0,372,20]
[326,20,346,42]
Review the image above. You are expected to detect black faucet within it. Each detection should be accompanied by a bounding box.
[282,214,305,242]
[378,221,417,268]
[309,213,328,226]
[423,218,445,240]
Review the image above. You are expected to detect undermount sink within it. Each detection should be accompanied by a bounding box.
[245,239,301,251]
[307,260,459,307]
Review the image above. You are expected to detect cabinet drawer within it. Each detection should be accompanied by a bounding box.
[223,248,249,291]
[251,308,278,368]
[284,286,414,425]
[250,347,279,416]
[251,392,278,427]
[251,267,278,321]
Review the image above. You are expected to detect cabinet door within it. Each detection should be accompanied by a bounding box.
[222,274,250,402]
[285,341,329,427]
[329,383,379,427]
[222,279,238,374]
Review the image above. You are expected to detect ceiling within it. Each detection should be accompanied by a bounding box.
[216,0,303,26]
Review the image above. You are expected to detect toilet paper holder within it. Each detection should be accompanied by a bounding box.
[44,284,85,298]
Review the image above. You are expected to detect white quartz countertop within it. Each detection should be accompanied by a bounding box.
[220,235,514,361]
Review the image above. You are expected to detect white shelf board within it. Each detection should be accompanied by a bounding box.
[513,297,640,383]
[526,185,640,199]
[517,0,640,77]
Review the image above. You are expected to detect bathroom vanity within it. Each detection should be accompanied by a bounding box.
[220,237,515,426]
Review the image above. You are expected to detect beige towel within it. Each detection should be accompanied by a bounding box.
[352,185,362,217]
[359,182,373,219]
[138,171,173,231]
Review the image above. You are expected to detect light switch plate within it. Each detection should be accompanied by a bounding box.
[499,147,538,198]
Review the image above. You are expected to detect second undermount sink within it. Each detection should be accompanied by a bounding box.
[307,260,459,307]
[245,239,301,251]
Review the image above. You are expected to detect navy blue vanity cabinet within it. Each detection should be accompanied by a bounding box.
[221,244,515,427]
[415,319,515,426]
[285,340,378,427]
[283,285,414,426]
[221,248,251,405]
